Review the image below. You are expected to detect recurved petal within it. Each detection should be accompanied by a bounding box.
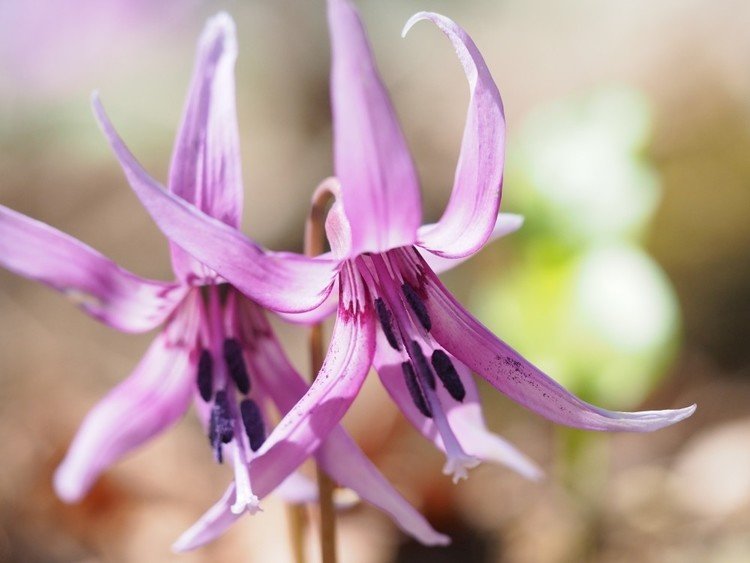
[421,266,696,431]
[419,213,523,275]
[249,310,376,495]
[168,13,244,280]
[54,331,194,503]
[328,0,422,255]
[405,13,506,259]
[92,96,339,313]
[374,337,541,481]
[0,204,185,332]
[172,484,240,552]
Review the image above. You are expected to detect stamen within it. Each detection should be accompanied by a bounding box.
[240,399,266,452]
[402,362,432,418]
[196,349,213,402]
[375,297,400,350]
[431,350,466,402]
[401,282,431,331]
[408,340,435,390]
[209,390,235,463]
[223,338,251,394]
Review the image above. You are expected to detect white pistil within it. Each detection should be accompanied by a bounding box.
[424,385,479,483]
[230,442,260,515]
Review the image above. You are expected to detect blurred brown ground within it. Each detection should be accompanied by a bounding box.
[1,1,750,562]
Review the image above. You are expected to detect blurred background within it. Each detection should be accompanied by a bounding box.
[1,0,749,561]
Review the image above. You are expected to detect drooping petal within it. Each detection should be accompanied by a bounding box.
[317,427,450,545]
[168,13,244,280]
[251,324,448,546]
[374,335,541,481]
[92,96,339,313]
[328,0,422,255]
[54,330,194,502]
[421,266,696,431]
[249,310,376,497]
[405,13,506,259]
[0,204,185,332]
[172,484,240,553]
[419,213,523,275]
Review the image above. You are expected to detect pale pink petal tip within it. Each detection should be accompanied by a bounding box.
[53,463,86,504]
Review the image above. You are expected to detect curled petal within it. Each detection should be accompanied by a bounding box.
[172,484,240,552]
[249,310,376,497]
[92,96,338,313]
[328,0,422,255]
[421,266,696,431]
[405,13,506,259]
[375,336,541,481]
[419,213,523,275]
[0,204,185,332]
[54,331,194,502]
[168,13,244,279]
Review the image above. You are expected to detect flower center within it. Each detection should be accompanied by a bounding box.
[192,285,270,513]
[344,247,479,482]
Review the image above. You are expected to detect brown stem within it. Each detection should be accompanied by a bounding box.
[306,180,338,563]
[286,504,308,563]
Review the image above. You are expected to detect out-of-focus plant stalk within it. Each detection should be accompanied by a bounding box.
[306,188,338,563]
[556,426,610,563]
[287,505,308,563]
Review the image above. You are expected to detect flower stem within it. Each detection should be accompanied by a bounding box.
[306,180,339,563]
[286,504,308,563]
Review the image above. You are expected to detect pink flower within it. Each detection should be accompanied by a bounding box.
[0,13,451,549]
[89,0,695,544]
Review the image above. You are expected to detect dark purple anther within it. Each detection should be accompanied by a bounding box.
[209,390,235,463]
[240,399,266,452]
[375,297,400,350]
[401,282,431,331]
[408,340,435,390]
[402,362,432,418]
[197,349,214,402]
[223,338,250,394]
[431,349,466,402]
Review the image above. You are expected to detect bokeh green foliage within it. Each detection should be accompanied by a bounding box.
[473,87,681,409]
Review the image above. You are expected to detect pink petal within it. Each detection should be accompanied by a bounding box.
[172,484,240,552]
[421,266,697,431]
[317,427,450,545]
[54,330,194,502]
[252,328,448,545]
[374,336,541,481]
[328,0,422,255]
[249,310,376,497]
[419,213,523,275]
[405,13,506,259]
[0,204,185,332]
[92,96,339,313]
[168,13,244,280]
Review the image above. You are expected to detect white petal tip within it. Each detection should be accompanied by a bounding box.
[401,12,430,38]
[171,537,193,553]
